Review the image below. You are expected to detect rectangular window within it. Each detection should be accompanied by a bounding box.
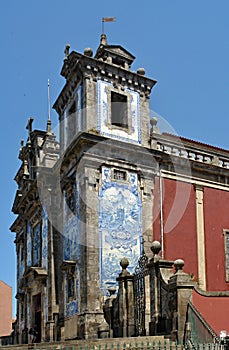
[67,275,75,300]
[224,230,229,281]
[111,91,128,128]
[113,169,127,181]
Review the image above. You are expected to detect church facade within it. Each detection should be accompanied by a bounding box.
[11,35,229,344]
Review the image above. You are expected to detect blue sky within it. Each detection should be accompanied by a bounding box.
[0,0,228,317]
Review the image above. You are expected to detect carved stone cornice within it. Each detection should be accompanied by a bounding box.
[12,179,39,215]
[53,52,156,116]
[151,132,229,185]
[57,132,158,187]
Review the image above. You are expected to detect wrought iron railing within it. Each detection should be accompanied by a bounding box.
[133,249,149,336]
[185,302,220,349]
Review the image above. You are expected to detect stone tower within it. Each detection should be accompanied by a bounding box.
[52,34,157,339]
[11,34,157,343]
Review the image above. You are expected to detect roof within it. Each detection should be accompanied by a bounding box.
[163,132,229,155]
[0,280,12,289]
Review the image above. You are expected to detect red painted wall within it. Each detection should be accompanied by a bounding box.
[192,289,229,336]
[204,187,229,291]
[153,177,229,291]
[153,177,198,279]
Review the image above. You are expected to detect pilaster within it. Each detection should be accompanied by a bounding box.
[194,185,206,290]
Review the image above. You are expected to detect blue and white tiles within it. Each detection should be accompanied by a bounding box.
[99,167,142,294]
[42,204,48,270]
[97,80,141,144]
[27,221,32,267]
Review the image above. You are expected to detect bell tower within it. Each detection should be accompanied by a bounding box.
[53,35,157,339]
[53,34,156,150]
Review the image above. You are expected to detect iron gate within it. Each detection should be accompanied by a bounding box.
[133,250,149,336]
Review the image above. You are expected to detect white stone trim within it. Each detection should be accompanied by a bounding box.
[160,170,229,192]
[195,185,206,291]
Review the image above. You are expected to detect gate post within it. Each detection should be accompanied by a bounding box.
[168,259,194,344]
[115,258,135,338]
[147,241,174,336]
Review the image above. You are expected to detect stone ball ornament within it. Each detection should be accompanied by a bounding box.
[174,259,185,271]
[120,257,129,270]
[151,240,161,255]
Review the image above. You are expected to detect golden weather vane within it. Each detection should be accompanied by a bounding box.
[102,17,116,34]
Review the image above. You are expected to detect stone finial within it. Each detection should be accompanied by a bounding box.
[23,159,30,178]
[20,140,24,151]
[174,259,184,273]
[151,117,158,127]
[64,43,71,57]
[150,117,160,135]
[150,241,161,262]
[100,33,108,46]
[108,286,116,297]
[84,47,93,57]
[119,257,130,276]
[137,67,145,75]
[151,240,161,255]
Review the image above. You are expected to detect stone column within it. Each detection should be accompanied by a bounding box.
[168,259,194,344]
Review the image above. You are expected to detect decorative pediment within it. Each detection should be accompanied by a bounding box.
[95,44,135,67]
[105,45,135,61]
[61,260,77,271]
[24,266,47,281]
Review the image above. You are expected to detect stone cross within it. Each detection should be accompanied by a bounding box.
[26,117,34,135]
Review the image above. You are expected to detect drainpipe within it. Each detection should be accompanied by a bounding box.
[159,168,164,259]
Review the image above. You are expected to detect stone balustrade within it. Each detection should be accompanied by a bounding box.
[154,139,229,170]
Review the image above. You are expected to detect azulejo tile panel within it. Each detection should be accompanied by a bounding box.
[63,181,80,317]
[63,183,80,262]
[19,244,25,279]
[64,268,80,317]
[27,221,32,266]
[33,223,41,266]
[42,204,48,269]
[63,215,80,261]
[97,80,141,144]
[66,300,79,318]
[99,167,142,294]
